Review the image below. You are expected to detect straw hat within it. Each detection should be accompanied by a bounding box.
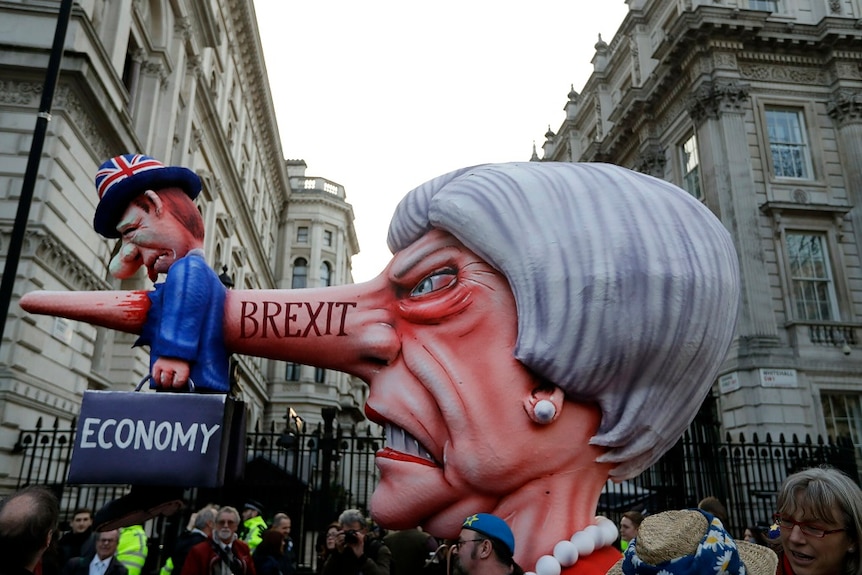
[607,509,777,575]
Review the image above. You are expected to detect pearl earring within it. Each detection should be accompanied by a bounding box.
[534,399,556,424]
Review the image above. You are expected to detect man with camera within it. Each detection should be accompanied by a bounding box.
[322,509,391,575]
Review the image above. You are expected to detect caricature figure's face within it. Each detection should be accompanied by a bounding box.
[362,229,594,535]
[110,190,200,282]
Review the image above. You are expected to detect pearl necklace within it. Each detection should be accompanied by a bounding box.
[524,516,619,575]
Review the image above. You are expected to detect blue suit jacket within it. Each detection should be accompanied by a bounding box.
[137,253,229,392]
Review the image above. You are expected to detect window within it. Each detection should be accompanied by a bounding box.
[296,226,309,243]
[121,36,141,112]
[292,258,308,289]
[680,134,702,201]
[314,367,326,383]
[324,230,333,247]
[766,108,812,179]
[786,233,838,321]
[749,0,778,10]
[320,262,331,287]
[285,363,300,381]
[820,393,862,463]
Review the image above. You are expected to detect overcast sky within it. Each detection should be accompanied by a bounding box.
[253,2,629,282]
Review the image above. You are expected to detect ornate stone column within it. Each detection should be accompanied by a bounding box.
[688,79,780,349]
[828,88,862,268]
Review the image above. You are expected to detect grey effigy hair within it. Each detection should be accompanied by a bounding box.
[387,162,740,479]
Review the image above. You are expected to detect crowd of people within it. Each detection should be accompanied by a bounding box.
[1,465,861,575]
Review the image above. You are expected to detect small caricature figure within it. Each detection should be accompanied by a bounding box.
[93,154,228,392]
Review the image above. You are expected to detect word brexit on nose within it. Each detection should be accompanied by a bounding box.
[239,300,357,338]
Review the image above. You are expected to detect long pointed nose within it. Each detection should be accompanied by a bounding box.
[21,276,401,381]
[224,276,399,380]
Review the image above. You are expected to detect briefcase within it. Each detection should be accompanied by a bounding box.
[67,382,245,488]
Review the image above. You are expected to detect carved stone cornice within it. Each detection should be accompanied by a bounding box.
[827,89,862,126]
[0,80,40,104]
[686,80,750,124]
[216,213,236,235]
[2,228,110,292]
[186,55,202,78]
[0,81,112,160]
[142,60,166,77]
[738,62,827,84]
[174,17,192,41]
[634,145,667,178]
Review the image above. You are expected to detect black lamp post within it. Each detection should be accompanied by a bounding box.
[218,265,234,289]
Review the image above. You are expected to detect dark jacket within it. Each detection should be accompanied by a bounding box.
[170,531,209,575]
[57,531,94,566]
[322,539,391,575]
[60,555,128,575]
[252,555,281,575]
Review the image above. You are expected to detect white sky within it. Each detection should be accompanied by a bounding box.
[253,2,630,282]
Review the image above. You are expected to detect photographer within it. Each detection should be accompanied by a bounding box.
[322,509,391,575]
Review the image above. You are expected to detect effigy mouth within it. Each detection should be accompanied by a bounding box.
[383,422,439,466]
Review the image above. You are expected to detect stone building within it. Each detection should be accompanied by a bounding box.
[0,0,364,489]
[540,0,862,454]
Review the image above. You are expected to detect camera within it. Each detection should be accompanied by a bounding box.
[345,529,359,544]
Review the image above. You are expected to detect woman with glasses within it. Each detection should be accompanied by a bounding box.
[774,467,862,575]
[315,523,340,574]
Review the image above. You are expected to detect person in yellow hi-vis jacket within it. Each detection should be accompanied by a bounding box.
[117,524,148,575]
[239,501,267,553]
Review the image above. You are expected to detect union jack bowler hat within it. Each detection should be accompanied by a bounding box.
[93,153,202,238]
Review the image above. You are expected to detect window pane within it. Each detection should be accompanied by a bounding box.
[320,262,331,287]
[749,0,778,11]
[297,226,309,243]
[680,134,702,200]
[292,258,308,289]
[766,108,811,179]
[821,393,862,468]
[285,363,300,380]
[786,233,835,321]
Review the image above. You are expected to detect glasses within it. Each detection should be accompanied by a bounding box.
[454,539,485,551]
[773,514,846,538]
[98,538,117,544]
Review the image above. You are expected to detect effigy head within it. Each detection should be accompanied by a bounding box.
[93,153,202,238]
[388,162,740,479]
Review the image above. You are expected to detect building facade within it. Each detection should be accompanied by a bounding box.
[540,0,862,454]
[0,0,365,489]
[269,159,364,431]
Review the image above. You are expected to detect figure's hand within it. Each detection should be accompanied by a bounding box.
[152,357,191,389]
